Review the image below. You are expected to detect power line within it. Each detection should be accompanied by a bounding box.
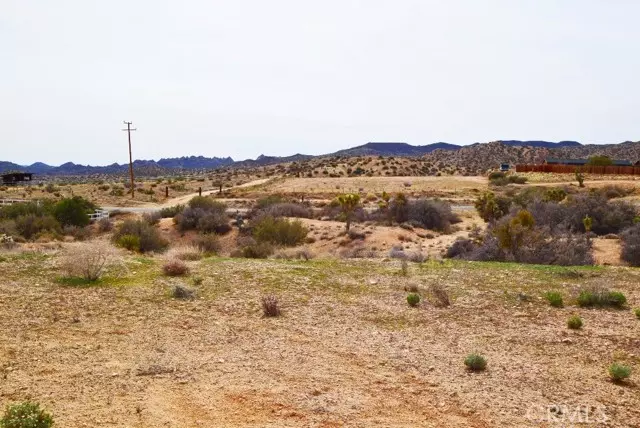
[122,121,137,198]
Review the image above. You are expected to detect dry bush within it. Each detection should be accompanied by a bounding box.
[273,248,314,260]
[621,224,640,266]
[142,211,162,225]
[60,241,122,281]
[172,284,195,300]
[166,245,203,261]
[429,284,451,307]
[193,234,221,254]
[261,295,281,317]
[97,217,113,232]
[339,243,375,259]
[162,258,189,276]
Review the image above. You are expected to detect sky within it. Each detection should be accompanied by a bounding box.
[2,1,640,166]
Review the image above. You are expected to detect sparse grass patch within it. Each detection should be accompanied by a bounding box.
[567,315,583,329]
[608,363,632,382]
[167,245,202,261]
[544,291,564,308]
[464,353,487,372]
[577,287,627,309]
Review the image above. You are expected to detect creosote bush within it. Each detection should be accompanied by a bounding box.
[544,291,564,308]
[162,259,189,276]
[113,219,168,253]
[252,216,308,246]
[608,363,632,382]
[464,353,487,372]
[406,293,420,307]
[0,401,54,428]
[261,295,281,317]
[567,315,583,330]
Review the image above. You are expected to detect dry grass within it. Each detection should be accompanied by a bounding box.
[166,245,203,261]
[58,240,124,281]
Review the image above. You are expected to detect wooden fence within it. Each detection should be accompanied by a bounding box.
[515,164,640,175]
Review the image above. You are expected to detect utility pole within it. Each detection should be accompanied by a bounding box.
[122,121,137,198]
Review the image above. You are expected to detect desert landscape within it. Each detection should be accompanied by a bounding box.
[1,159,640,427]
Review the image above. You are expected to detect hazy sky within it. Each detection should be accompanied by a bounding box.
[2,1,639,165]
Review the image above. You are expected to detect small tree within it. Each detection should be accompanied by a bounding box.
[587,155,613,166]
[337,193,361,232]
[474,191,510,223]
[575,168,585,187]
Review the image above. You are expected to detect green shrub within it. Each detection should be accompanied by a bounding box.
[634,308,640,319]
[608,363,632,382]
[15,215,61,240]
[253,216,308,246]
[159,205,184,218]
[233,242,274,259]
[0,401,54,428]
[188,196,225,211]
[474,192,511,222]
[116,234,140,252]
[52,197,95,227]
[577,288,627,308]
[406,293,420,307]
[113,220,167,253]
[544,291,564,308]
[464,353,487,372]
[567,315,583,329]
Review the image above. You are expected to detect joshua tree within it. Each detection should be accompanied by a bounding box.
[575,168,585,187]
[337,193,361,232]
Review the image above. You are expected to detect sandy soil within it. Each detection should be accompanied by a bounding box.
[0,249,639,427]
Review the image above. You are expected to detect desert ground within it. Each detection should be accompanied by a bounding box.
[1,249,639,427]
[0,172,639,427]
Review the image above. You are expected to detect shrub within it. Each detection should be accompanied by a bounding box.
[474,192,510,222]
[0,401,54,428]
[193,234,221,254]
[142,211,161,225]
[116,234,140,252]
[430,284,450,307]
[567,315,583,329]
[577,287,627,308]
[445,238,476,259]
[620,224,640,266]
[339,243,375,259]
[260,203,312,219]
[406,293,420,307]
[544,291,564,308]
[464,353,487,372]
[336,194,361,232]
[175,205,230,234]
[60,242,120,281]
[261,295,280,317]
[162,259,189,276]
[608,363,632,382]
[634,308,640,319]
[113,219,168,253]
[188,196,225,211]
[15,215,61,240]
[400,259,409,276]
[97,217,113,232]
[253,216,308,246]
[407,199,458,232]
[172,284,195,300]
[160,205,184,218]
[62,225,91,241]
[52,196,95,227]
[232,237,274,259]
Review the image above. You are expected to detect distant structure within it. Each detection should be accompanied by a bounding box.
[544,158,633,166]
[1,172,33,186]
[499,163,510,172]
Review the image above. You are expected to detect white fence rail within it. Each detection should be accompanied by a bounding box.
[89,209,110,221]
[0,198,28,206]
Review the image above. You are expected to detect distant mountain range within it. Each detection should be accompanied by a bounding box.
[1,140,638,176]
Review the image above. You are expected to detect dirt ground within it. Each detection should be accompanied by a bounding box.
[0,249,639,427]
